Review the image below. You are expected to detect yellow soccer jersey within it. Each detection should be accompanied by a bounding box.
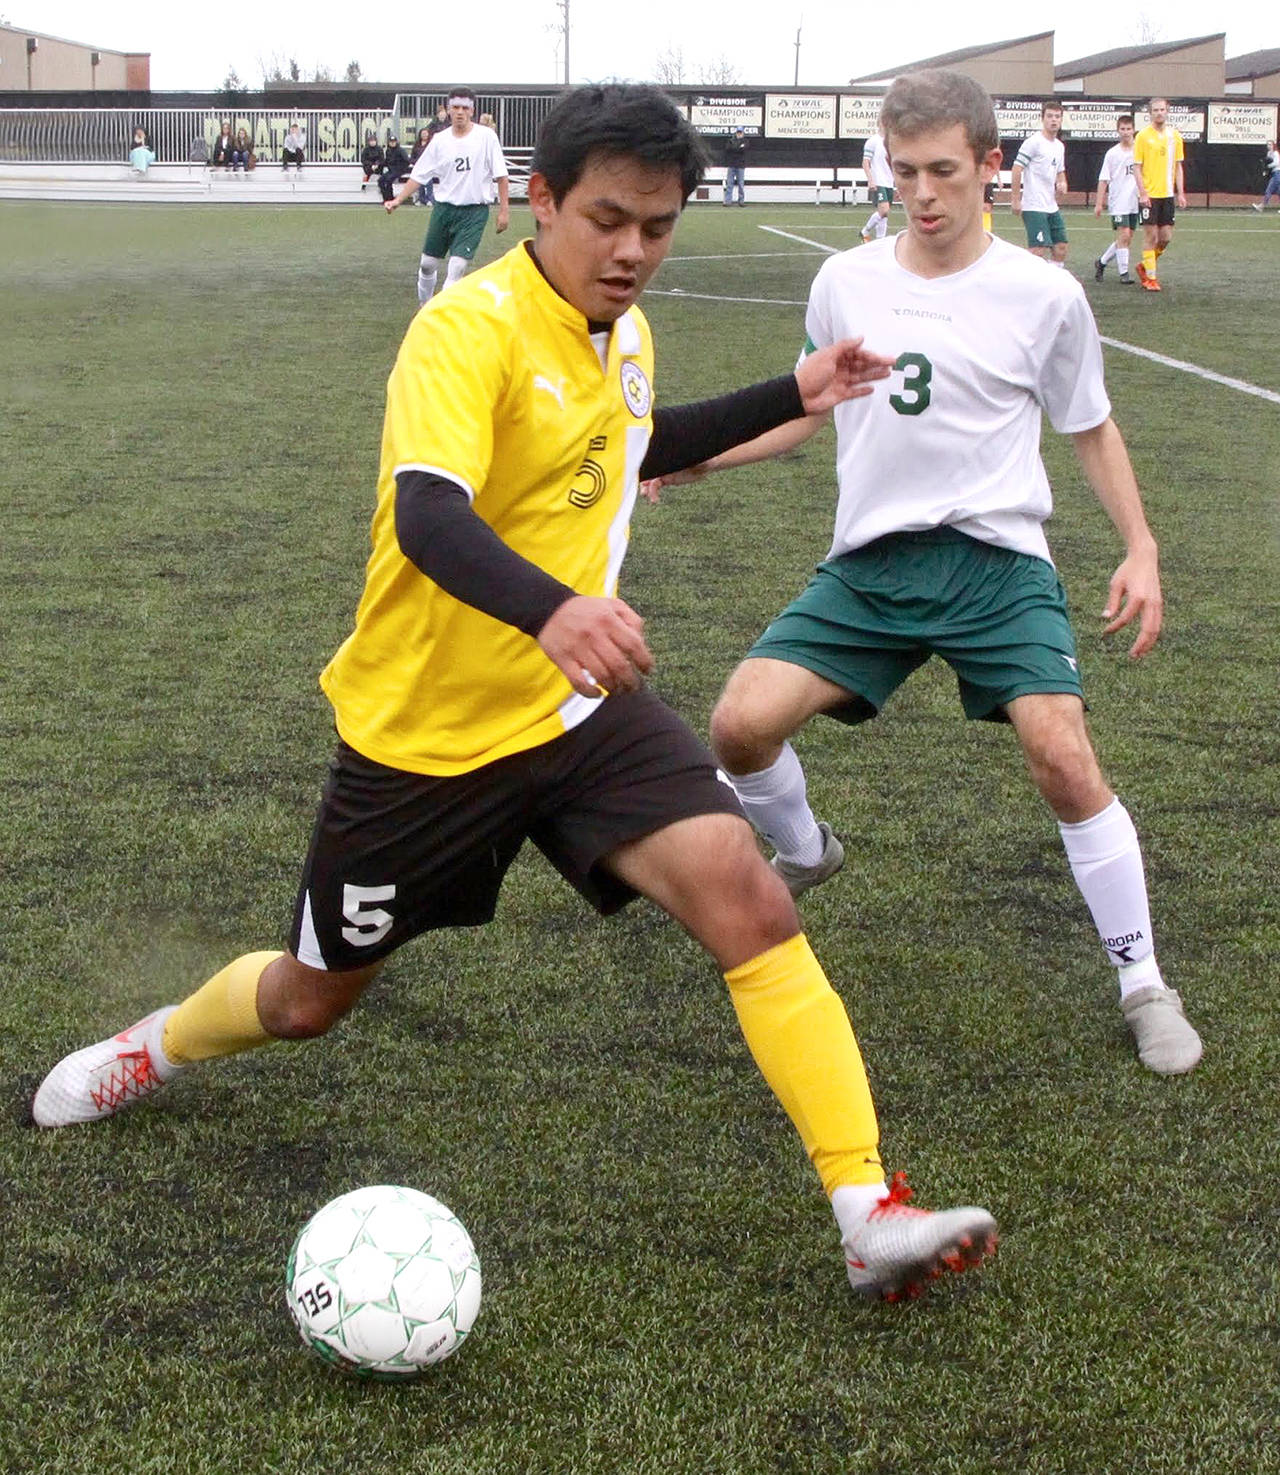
[320,242,656,776]
[1133,125,1184,199]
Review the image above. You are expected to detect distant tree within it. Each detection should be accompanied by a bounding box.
[289,57,301,82]
[654,46,686,85]
[345,59,363,83]
[221,66,245,94]
[311,62,335,83]
[696,55,741,86]
[1131,13,1165,44]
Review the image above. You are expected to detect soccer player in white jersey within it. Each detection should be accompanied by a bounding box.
[654,69,1202,1077]
[860,129,895,242]
[386,86,511,302]
[1011,101,1068,265]
[1094,114,1139,285]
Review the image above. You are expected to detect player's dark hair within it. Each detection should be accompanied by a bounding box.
[1041,99,1063,116]
[1118,113,1135,128]
[879,69,1000,162]
[447,85,477,107]
[533,84,708,205]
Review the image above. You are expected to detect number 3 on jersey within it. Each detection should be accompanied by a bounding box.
[889,351,932,416]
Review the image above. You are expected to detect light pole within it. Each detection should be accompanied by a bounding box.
[559,0,570,85]
[793,22,801,86]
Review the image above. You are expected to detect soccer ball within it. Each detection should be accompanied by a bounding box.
[286,1184,482,1378]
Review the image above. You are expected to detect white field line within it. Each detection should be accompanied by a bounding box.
[758,223,1279,406]
[647,288,807,306]
[665,250,825,260]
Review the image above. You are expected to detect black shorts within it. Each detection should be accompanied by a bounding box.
[1140,197,1176,228]
[288,689,744,971]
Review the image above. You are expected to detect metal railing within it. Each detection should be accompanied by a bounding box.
[0,96,558,164]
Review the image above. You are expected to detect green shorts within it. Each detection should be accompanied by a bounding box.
[748,528,1084,723]
[1022,209,1068,248]
[871,186,895,206]
[422,201,490,261]
[1111,211,1140,231]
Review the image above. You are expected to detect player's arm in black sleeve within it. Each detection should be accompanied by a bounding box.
[639,373,805,480]
[394,471,575,637]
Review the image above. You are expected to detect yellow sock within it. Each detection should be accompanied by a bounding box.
[724,935,882,1194]
[1143,247,1158,276]
[162,951,280,1064]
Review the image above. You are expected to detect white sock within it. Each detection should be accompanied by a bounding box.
[831,1181,890,1239]
[873,214,888,239]
[443,255,469,289]
[417,253,441,303]
[727,742,823,865]
[861,212,877,238]
[1117,246,1130,273]
[1059,797,1164,998]
[1100,241,1117,265]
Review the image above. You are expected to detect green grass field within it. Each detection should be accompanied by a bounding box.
[2,199,1279,1475]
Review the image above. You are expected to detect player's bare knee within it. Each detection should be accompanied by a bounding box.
[709,690,772,774]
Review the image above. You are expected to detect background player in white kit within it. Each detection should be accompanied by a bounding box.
[860,129,895,243]
[1094,114,1139,285]
[1011,101,1068,265]
[648,69,1202,1078]
[387,86,510,302]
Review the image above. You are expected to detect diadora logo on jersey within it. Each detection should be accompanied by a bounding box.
[891,307,952,323]
[568,435,608,508]
[533,373,566,408]
[620,360,651,418]
[478,280,510,308]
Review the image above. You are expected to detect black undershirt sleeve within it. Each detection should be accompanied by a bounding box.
[394,472,576,637]
[640,373,806,480]
[392,374,806,638]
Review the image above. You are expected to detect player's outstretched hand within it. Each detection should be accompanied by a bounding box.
[639,464,710,504]
[539,595,654,696]
[384,198,398,214]
[1103,546,1163,658]
[795,338,895,415]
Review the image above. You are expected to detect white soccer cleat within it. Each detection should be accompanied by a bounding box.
[1121,985,1202,1075]
[844,1173,998,1302]
[32,1006,184,1128]
[771,821,845,899]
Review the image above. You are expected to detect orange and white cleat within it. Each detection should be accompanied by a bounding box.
[843,1172,997,1302]
[32,1006,183,1127]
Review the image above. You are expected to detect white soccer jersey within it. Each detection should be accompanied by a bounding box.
[1099,143,1139,215]
[1014,132,1065,213]
[409,125,508,206]
[802,234,1112,564]
[863,132,893,189]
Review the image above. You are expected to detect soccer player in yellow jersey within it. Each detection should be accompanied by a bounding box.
[32,86,998,1303]
[1132,97,1186,292]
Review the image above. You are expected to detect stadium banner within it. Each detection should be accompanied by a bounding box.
[838,94,884,140]
[1062,101,1133,139]
[1207,102,1278,145]
[688,95,765,135]
[992,99,1045,136]
[765,93,837,139]
[1133,105,1205,141]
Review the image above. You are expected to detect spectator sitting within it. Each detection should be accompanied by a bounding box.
[478,112,497,132]
[129,127,156,178]
[378,134,412,202]
[212,121,234,170]
[282,121,305,172]
[231,129,256,172]
[361,131,385,192]
[409,126,434,205]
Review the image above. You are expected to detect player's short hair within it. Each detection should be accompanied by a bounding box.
[532,84,708,206]
[447,86,477,108]
[1041,99,1063,116]
[879,70,1000,162]
[1118,114,1135,128]
[1149,96,1168,109]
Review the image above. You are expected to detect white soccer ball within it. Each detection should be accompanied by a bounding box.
[286,1184,482,1378]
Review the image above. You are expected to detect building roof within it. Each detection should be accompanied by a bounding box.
[1055,35,1224,80]
[1226,49,1280,80]
[849,32,1053,84]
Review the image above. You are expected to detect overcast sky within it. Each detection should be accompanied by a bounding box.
[12,1,1275,92]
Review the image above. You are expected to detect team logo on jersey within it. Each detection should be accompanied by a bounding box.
[620,361,651,418]
[568,436,609,508]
